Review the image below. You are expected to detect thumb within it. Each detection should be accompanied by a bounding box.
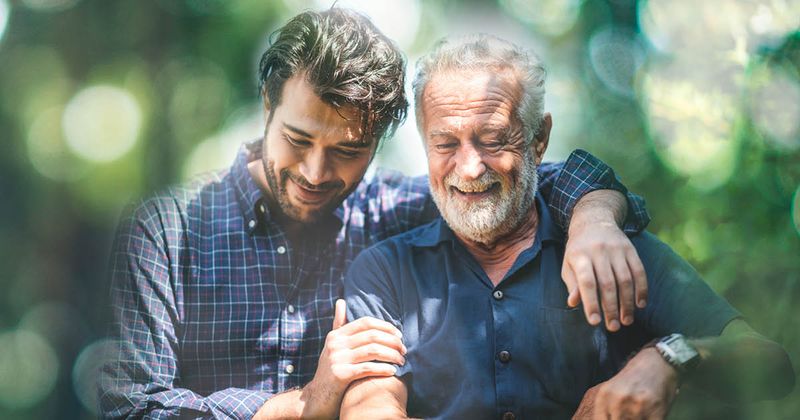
[332,299,346,329]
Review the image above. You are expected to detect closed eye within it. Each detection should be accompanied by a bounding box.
[335,148,362,159]
[284,134,310,148]
[435,143,458,151]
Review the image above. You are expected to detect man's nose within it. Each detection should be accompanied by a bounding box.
[299,149,334,186]
[454,143,486,181]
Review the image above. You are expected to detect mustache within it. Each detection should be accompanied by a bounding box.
[281,169,344,191]
[444,170,501,192]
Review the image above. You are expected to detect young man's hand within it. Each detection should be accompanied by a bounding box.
[301,299,406,418]
[562,190,648,331]
[253,299,405,419]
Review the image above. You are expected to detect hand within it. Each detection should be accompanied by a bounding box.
[563,220,647,331]
[573,348,679,420]
[301,299,406,419]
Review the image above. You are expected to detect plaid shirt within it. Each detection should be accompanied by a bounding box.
[99,141,648,419]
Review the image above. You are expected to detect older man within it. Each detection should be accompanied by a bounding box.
[341,35,794,419]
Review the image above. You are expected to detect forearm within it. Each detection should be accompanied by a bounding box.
[340,377,411,420]
[687,324,795,401]
[569,189,627,234]
[253,388,306,420]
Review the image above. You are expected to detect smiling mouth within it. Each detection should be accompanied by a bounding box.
[450,183,500,200]
[290,178,335,205]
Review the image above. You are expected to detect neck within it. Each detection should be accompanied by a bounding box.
[454,203,539,286]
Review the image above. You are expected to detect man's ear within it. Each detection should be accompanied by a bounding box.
[532,113,551,165]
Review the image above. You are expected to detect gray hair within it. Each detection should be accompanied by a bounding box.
[412,34,547,143]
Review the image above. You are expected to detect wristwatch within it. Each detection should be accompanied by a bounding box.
[654,333,701,373]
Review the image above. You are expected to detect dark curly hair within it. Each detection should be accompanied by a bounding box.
[258,8,408,147]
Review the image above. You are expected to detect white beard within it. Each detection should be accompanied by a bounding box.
[431,154,538,245]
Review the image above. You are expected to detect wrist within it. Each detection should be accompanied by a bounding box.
[567,212,616,237]
[569,190,627,233]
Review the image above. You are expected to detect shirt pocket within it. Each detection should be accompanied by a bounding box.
[536,306,602,405]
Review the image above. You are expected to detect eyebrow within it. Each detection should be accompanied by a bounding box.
[478,124,509,135]
[283,123,314,138]
[337,139,373,149]
[429,129,456,138]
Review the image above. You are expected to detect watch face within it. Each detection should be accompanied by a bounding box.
[657,334,700,371]
[669,337,699,364]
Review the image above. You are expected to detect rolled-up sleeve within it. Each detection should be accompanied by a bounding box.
[98,203,271,420]
[539,149,650,235]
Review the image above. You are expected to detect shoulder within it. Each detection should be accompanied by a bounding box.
[350,219,441,272]
[120,169,231,234]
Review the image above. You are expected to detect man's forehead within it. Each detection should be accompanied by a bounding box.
[276,76,371,144]
[422,70,522,115]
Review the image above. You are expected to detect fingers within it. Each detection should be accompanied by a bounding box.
[349,329,406,354]
[332,299,346,330]
[335,316,402,338]
[350,343,406,365]
[610,253,634,327]
[347,362,398,382]
[562,264,581,308]
[593,257,620,332]
[573,257,602,326]
[627,248,648,309]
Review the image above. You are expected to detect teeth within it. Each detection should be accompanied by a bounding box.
[454,185,490,193]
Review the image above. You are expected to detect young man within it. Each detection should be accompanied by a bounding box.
[341,34,794,420]
[100,9,650,419]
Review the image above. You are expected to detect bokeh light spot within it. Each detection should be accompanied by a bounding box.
[749,69,800,151]
[498,0,582,37]
[640,59,739,190]
[62,85,142,163]
[27,107,90,181]
[21,0,80,12]
[588,27,646,97]
[183,106,262,179]
[0,0,9,44]
[73,339,120,415]
[0,329,59,409]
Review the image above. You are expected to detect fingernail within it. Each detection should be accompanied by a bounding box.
[395,330,403,338]
[401,344,407,354]
[622,315,632,325]
[638,299,647,308]
[589,313,601,324]
[609,320,620,331]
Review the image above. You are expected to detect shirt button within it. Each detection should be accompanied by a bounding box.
[259,204,266,214]
[287,304,295,314]
[498,350,511,363]
[502,411,516,420]
[493,290,504,300]
[277,246,286,254]
[248,219,256,229]
[285,364,295,374]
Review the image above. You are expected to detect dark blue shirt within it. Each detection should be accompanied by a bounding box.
[345,194,739,420]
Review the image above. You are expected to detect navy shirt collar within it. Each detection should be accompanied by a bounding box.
[231,139,344,236]
[410,192,564,248]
